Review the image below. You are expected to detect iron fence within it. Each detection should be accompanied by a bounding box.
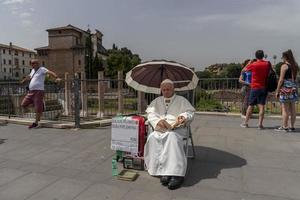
[1,77,299,125]
[196,78,300,114]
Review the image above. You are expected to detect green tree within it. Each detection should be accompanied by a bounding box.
[106,45,141,78]
[85,29,93,79]
[223,63,242,78]
[275,62,283,76]
[196,70,213,78]
[90,54,104,79]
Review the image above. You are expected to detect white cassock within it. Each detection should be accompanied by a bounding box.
[144,94,195,176]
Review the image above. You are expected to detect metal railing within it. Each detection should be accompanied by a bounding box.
[1,77,299,125]
[196,78,300,114]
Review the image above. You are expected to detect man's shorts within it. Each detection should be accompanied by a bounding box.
[21,90,45,113]
[248,88,267,106]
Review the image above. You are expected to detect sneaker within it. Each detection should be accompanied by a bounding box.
[289,127,296,132]
[274,126,289,132]
[240,123,249,128]
[28,123,38,129]
[258,125,264,130]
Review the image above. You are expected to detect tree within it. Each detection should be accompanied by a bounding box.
[90,54,103,79]
[275,62,283,76]
[106,45,141,78]
[224,63,242,78]
[85,29,93,79]
[196,70,213,78]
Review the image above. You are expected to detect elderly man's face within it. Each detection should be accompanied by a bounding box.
[161,83,174,98]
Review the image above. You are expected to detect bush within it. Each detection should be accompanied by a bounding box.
[196,89,224,111]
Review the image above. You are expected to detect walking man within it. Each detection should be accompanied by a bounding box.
[20,59,61,128]
[240,50,271,129]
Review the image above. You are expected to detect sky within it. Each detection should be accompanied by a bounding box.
[1,0,300,70]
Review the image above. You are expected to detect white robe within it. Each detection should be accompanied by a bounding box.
[144,94,195,176]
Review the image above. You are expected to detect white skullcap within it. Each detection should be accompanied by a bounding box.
[160,79,174,86]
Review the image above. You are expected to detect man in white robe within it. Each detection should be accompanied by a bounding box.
[144,79,195,190]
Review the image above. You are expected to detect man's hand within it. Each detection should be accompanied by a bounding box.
[177,116,186,125]
[156,119,172,131]
[55,78,62,83]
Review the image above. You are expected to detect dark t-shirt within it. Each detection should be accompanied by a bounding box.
[245,60,271,89]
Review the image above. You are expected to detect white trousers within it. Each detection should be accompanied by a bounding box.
[144,128,187,176]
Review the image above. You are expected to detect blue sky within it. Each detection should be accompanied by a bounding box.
[1,0,300,70]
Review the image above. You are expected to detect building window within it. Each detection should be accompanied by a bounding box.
[3,68,6,73]
[22,52,24,56]
[15,58,19,67]
[42,61,45,66]
[29,53,32,58]
[3,59,6,65]
[78,59,81,65]
[9,68,11,73]
[22,68,25,73]
[14,50,18,56]
[58,30,62,34]
[8,60,11,65]
[22,60,25,65]
[9,50,11,55]
[2,49,5,54]
[4,76,6,80]
[15,72,19,77]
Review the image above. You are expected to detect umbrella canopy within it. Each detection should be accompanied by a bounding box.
[125,60,199,94]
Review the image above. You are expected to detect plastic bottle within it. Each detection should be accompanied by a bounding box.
[112,158,118,176]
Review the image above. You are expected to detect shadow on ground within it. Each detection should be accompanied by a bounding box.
[184,146,247,187]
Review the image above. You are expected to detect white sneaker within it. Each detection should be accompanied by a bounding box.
[274,126,289,132]
[240,123,249,128]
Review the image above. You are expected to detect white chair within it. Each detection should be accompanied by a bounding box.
[184,125,196,159]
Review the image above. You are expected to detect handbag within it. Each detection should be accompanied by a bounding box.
[25,68,40,92]
[266,62,278,93]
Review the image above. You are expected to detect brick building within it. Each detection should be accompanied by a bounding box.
[35,24,107,78]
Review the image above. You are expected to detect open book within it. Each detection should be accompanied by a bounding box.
[154,119,185,133]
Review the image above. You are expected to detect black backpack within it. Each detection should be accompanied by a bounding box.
[266,62,278,93]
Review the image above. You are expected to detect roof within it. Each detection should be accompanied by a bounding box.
[97,44,107,55]
[35,46,50,50]
[0,43,35,53]
[46,24,88,34]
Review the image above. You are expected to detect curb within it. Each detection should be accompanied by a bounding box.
[195,111,300,120]
[1,112,297,129]
[0,117,112,129]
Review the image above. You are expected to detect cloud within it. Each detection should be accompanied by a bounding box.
[1,0,35,27]
[190,1,300,36]
[193,14,235,24]
[19,12,31,18]
[234,2,300,36]
[2,0,26,5]
[21,19,33,27]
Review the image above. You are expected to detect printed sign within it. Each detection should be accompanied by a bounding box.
[111,117,139,153]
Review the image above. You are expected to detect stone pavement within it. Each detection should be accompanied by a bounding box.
[0,115,300,200]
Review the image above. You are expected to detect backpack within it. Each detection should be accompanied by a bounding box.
[266,62,278,92]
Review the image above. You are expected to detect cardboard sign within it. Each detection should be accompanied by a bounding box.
[111,116,139,153]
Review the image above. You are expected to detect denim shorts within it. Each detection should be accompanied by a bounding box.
[249,89,267,106]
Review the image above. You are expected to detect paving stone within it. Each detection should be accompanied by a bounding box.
[0,172,58,200]
[26,178,91,200]
[73,183,130,200]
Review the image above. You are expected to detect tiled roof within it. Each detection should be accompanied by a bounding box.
[46,24,88,34]
[0,43,35,53]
